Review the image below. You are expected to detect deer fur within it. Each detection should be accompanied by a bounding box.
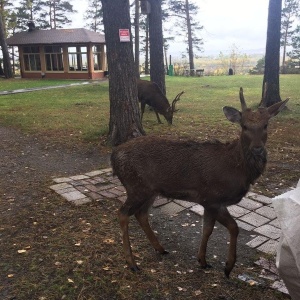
[111,88,288,277]
[137,79,184,124]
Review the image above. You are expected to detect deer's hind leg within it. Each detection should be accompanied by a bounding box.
[134,201,168,255]
[198,208,216,269]
[118,190,163,271]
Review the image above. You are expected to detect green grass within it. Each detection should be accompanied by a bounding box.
[0,75,299,144]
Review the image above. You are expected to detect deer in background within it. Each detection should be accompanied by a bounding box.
[137,79,184,124]
[111,88,288,277]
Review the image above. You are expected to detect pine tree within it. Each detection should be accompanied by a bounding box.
[166,0,203,74]
[15,0,49,31]
[287,25,300,69]
[262,0,283,107]
[39,0,77,29]
[281,0,299,73]
[84,0,103,32]
[0,11,13,78]
[101,0,145,146]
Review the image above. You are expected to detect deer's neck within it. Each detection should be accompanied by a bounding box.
[237,140,267,184]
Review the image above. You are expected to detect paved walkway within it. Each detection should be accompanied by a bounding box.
[50,168,282,255]
[0,81,95,96]
[50,168,289,295]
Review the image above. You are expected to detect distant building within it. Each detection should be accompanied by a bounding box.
[6,22,106,80]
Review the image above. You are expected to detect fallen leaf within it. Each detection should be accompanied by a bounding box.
[76,260,84,265]
[194,290,202,296]
[74,242,81,246]
[67,278,74,283]
[7,274,14,278]
[103,238,114,244]
[17,249,27,254]
[103,266,110,271]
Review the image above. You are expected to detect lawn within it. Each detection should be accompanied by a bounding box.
[0,75,299,145]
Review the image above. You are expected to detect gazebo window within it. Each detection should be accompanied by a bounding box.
[23,46,41,71]
[45,46,64,71]
[93,45,103,71]
[68,46,88,72]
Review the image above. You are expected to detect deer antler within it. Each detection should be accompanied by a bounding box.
[239,87,247,111]
[172,91,184,112]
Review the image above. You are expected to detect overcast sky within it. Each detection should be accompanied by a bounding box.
[71,0,270,56]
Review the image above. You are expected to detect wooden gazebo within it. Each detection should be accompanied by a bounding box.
[6,22,107,80]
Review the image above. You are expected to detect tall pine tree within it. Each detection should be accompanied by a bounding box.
[281,0,299,73]
[262,0,283,107]
[166,0,203,73]
[84,0,103,32]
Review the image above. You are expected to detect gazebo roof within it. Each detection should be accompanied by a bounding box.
[6,28,105,46]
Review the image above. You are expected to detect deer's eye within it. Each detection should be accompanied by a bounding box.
[243,125,248,130]
[264,124,268,130]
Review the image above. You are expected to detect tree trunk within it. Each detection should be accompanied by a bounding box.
[145,16,149,74]
[185,0,194,75]
[101,0,145,146]
[148,0,165,95]
[0,13,13,78]
[261,0,282,107]
[281,25,288,74]
[134,0,140,78]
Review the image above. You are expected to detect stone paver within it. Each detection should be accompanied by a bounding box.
[228,205,250,218]
[255,205,277,220]
[257,239,279,255]
[239,212,270,227]
[254,224,281,240]
[238,197,263,210]
[159,202,186,216]
[246,235,269,248]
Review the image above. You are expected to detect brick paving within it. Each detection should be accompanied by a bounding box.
[50,167,285,256]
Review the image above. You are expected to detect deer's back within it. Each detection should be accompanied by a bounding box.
[137,80,169,110]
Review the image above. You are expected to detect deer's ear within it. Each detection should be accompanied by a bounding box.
[223,106,241,124]
[267,98,289,118]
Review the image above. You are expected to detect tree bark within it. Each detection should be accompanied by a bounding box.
[101,0,145,146]
[0,13,13,78]
[134,0,140,78]
[185,0,195,75]
[261,0,282,107]
[148,0,165,95]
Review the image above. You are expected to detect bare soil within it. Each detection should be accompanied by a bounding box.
[0,126,295,300]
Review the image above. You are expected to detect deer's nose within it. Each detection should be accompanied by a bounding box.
[252,146,265,156]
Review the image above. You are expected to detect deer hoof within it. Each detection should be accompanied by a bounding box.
[156,249,169,255]
[130,265,141,272]
[200,263,213,269]
[224,268,231,278]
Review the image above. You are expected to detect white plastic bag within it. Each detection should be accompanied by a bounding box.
[273,179,300,300]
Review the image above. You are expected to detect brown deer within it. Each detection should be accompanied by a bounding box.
[111,88,288,277]
[137,79,184,124]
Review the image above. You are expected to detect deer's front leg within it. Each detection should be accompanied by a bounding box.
[154,111,163,124]
[215,206,239,278]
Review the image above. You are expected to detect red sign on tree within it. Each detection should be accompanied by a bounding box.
[119,29,130,42]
